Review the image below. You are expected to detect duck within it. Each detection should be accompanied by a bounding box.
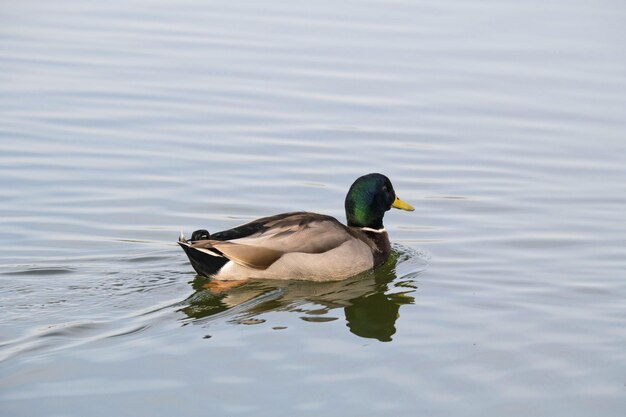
[177,173,414,281]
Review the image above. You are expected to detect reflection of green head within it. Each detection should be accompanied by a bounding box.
[344,173,396,229]
[344,292,415,342]
[344,292,400,342]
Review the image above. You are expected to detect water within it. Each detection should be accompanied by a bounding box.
[1,0,626,415]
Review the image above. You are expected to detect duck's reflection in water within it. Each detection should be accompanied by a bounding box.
[179,248,424,342]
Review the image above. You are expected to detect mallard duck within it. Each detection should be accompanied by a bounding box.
[178,173,414,281]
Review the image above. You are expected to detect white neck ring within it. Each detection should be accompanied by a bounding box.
[360,227,386,233]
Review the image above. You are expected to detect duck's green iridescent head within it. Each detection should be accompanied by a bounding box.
[344,173,414,229]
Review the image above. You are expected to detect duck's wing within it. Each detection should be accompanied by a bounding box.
[188,240,285,270]
[228,212,355,253]
[189,212,356,270]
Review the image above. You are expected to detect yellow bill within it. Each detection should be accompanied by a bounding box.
[392,195,415,211]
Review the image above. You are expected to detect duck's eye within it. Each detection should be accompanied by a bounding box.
[382,186,388,192]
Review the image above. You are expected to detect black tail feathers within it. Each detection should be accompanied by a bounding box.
[191,229,210,241]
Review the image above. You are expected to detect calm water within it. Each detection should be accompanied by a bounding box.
[1,0,626,415]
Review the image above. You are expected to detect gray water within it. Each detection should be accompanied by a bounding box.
[1,0,626,415]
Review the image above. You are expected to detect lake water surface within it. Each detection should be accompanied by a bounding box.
[1,0,626,416]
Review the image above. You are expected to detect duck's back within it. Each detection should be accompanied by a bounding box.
[214,212,352,252]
